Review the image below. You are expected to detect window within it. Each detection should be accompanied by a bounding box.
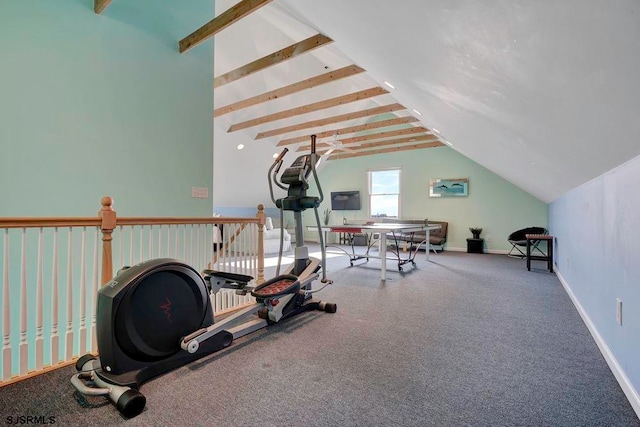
[368,168,401,218]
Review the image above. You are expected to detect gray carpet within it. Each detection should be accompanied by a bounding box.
[1,247,638,426]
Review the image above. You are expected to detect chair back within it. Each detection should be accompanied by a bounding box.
[509,227,547,242]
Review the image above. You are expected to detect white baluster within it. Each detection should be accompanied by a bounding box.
[196,224,201,270]
[91,227,99,353]
[51,228,59,365]
[166,225,171,258]
[19,228,28,376]
[201,224,206,269]
[35,228,44,370]
[149,225,154,259]
[65,228,74,361]
[79,228,87,355]
[206,224,212,270]
[174,225,179,260]
[2,229,12,381]
[182,225,187,263]
[189,225,194,266]
[233,224,239,273]
[139,226,144,264]
[158,225,162,258]
[129,226,134,266]
[252,223,257,277]
[118,225,123,271]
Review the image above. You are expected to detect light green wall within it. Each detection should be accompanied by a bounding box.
[0,0,214,217]
[0,0,215,373]
[309,146,547,252]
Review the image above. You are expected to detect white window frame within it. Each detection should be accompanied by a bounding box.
[367,167,402,219]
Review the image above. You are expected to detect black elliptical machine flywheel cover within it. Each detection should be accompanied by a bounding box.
[95,258,217,387]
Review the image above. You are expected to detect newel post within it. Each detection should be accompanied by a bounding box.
[99,196,117,286]
[256,204,265,284]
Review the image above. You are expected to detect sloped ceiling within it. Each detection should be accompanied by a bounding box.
[212,0,640,204]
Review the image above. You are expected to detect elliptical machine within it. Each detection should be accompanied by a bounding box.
[71,136,335,418]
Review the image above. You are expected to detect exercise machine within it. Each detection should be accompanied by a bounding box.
[71,136,336,418]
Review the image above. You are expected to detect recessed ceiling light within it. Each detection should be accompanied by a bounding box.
[237,144,244,150]
[272,153,279,159]
[412,109,422,116]
[383,81,395,89]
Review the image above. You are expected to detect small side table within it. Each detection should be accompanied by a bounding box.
[466,238,484,254]
[525,234,554,272]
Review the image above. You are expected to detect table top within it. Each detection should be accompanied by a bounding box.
[316,223,442,233]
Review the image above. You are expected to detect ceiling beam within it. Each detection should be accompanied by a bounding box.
[215,65,365,117]
[317,134,439,155]
[214,34,333,88]
[279,116,420,146]
[227,86,389,132]
[262,103,405,141]
[179,0,272,53]
[336,126,429,145]
[358,133,438,150]
[328,141,444,160]
[348,134,439,151]
[94,0,112,14]
[298,126,429,151]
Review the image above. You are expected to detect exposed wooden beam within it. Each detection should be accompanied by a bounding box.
[94,0,112,14]
[263,103,405,141]
[328,141,444,160]
[214,34,333,88]
[279,116,420,146]
[227,87,389,132]
[317,134,438,155]
[337,126,429,145]
[179,0,272,53]
[297,126,429,151]
[215,65,365,117]
[348,134,438,151]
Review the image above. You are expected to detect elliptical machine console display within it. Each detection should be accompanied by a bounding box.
[70,136,336,418]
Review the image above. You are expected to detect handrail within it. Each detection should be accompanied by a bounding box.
[1,196,266,387]
[0,218,101,228]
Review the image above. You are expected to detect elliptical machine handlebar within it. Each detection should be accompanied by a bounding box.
[308,135,325,206]
[268,148,289,202]
[267,136,324,213]
[266,135,331,283]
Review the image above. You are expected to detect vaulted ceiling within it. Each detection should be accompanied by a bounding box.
[98,0,640,204]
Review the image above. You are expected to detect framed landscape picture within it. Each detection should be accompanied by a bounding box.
[429,178,469,197]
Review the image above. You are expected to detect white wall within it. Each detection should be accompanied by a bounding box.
[213,125,289,209]
[549,153,640,415]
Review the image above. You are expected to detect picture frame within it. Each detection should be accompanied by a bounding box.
[429,178,469,197]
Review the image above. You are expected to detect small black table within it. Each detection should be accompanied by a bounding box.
[466,238,484,254]
[525,234,553,272]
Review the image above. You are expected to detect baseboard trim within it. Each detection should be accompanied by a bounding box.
[555,266,640,419]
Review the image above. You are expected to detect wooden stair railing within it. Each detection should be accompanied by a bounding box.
[0,197,265,387]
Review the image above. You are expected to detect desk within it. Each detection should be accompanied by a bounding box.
[526,234,554,272]
[314,223,442,281]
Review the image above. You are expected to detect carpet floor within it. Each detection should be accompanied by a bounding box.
[1,245,638,426]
